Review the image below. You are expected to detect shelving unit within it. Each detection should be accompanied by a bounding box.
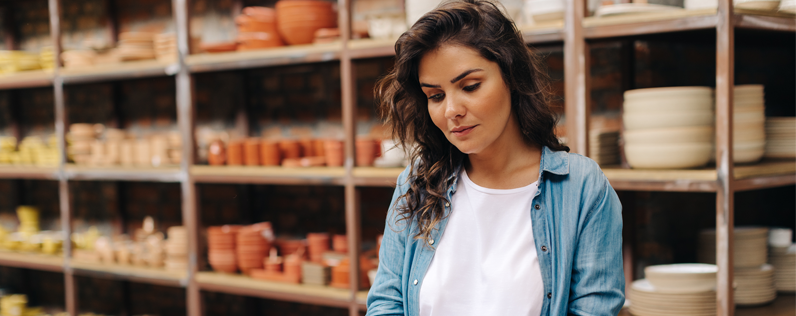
[0,0,790,315]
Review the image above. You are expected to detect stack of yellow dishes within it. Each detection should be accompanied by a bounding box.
[732,85,766,163]
[39,46,55,70]
[735,264,777,305]
[16,206,40,237]
[764,117,795,158]
[622,86,714,169]
[697,227,769,267]
[0,51,42,74]
[629,263,717,316]
[769,244,795,292]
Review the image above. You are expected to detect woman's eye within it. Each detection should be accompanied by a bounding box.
[463,83,481,92]
[428,93,444,102]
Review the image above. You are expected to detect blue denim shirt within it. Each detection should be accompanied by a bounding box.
[366,146,625,316]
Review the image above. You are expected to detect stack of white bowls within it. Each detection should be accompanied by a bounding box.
[735,264,777,305]
[523,0,565,23]
[769,244,796,292]
[733,85,766,163]
[781,0,796,12]
[628,281,717,316]
[764,117,796,158]
[685,0,782,10]
[622,87,714,169]
[697,227,769,267]
[589,130,620,166]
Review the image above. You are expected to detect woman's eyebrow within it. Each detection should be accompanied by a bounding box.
[450,69,483,83]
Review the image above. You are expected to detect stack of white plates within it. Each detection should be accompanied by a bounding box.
[764,117,796,158]
[589,130,619,165]
[769,244,796,292]
[628,279,716,316]
[698,227,769,267]
[733,85,766,163]
[622,86,714,169]
[523,0,565,23]
[735,264,777,305]
[644,264,718,293]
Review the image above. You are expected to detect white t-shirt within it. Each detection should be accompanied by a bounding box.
[419,169,544,316]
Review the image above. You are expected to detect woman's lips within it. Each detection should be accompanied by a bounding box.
[451,125,476,137]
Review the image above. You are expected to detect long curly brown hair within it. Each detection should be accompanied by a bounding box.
[376,0,568,243]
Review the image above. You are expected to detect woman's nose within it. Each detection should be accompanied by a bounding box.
[444,94,465,120]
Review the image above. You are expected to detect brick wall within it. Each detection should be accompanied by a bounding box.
[65,83,115,126]
[0,268,65,312]
[117,0,174,33]
[16,0,51,52]
[61,0,110,50]
[0,180,60,232]
[17,88,55,137]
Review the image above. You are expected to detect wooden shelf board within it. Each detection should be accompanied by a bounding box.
[186,43,342,73]
[0,70,53,90]
[191,165,345,185]
[348,38,398,59]
[0,250,63,272]
[735,10,796,31]
[352,167,403,187]
[604,159,795,192]
[70,261,187,287]
[584,8,718,39]
[64,164,181,182]
[520,21,565,43]
[196,271,351,308]
[60,60,176,84]
[0,165,58,179]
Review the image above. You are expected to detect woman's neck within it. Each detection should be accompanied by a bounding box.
[464,133,542,190]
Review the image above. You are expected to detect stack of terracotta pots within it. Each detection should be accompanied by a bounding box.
[207,225,240,273]
[207,138,344,168]
[235,222,274,274]
[251,249,303,283]
[276,238,307,257]
[236,7,284,50]
[330,256,377,289]
[332,234,348,253]
[276,0,338,45]
[307,233,330,263]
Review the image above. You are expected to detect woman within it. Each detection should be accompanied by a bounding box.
[366,1,624,315]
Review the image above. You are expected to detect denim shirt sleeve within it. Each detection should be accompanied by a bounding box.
[366,166,412,316]
[567,169,625,316]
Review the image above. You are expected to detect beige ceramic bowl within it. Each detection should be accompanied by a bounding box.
[624,126,713,144]
[645,263,717,294]
[734,141,766,163]
[734,128,765,142]
[623,96,713,114]
[624,111,713,130]
[624,86,713,102]
[734,111,765,124]
[625,142,712,169]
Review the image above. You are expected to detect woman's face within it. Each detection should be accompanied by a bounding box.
[418,44,515,155]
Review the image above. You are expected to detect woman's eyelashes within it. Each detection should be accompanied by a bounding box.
[427,82,481,102]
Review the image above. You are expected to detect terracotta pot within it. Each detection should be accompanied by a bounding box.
[208,139,226,166]
[243,6,277,19]
[276,0,337,45]
[333,234,348,253]
[227,140,245,165]
[299,138,315,157]
[323,140,344,167]
[260,140,281,166]
[355,138,378,167]
[200,41,238,53]
[313,139,325,157]
[307,233,330,263]
[279,140,301,159]
[244,138,261,166]
[236,32,284,50]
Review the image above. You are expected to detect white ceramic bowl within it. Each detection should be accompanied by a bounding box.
[625,142,712,169]
[624,111,714,131]
[734,99,764,108]
[645,264,717,294]
[734,128,765,142]
[735,84,764,95]
[623,96,714,114]
[734,111,765,124]
[734,141,765,163]
[624,86,713,102]
[624,126,713,144]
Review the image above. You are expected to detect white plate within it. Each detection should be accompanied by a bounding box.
[625,142,712,169]
[624,86,713,101]
[624,111,713,130]
[624,126,713,144]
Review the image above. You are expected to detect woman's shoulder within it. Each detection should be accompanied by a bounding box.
[544,148,609,189]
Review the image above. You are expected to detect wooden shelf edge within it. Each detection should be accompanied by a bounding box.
[191,165,345,185]
[64,165,182,182]
[734,12,796,32]
[0,71,54,90]
[584,9,718,39]
[0,166,59,179]
[352,167,403,187]
[70,261,187,287]
[356,291,368,310]
[59,60,176,85]
[0,251,64,272]
[187,43,342,73]
[196,272,351,308]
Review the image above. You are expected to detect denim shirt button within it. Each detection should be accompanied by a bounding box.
[547,292,552,299]
[445,202,450,207]
[541,245,548,252]
[429,239,435,245]
[413,279,418,285]
[535,204,541,210]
